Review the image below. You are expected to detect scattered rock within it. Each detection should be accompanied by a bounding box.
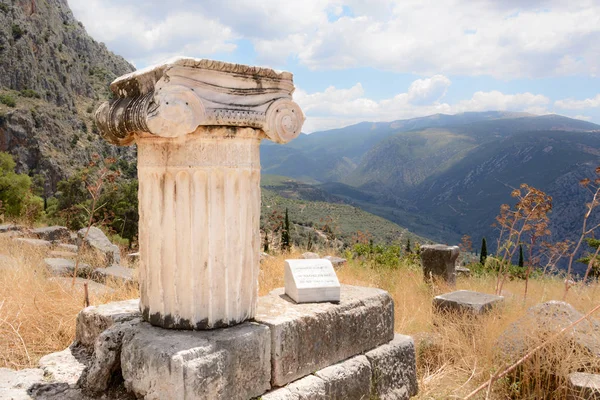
[568,372,600,399]
[433,290,504,315]
[421,244,460,285]
[14,238,52,248]
[456,265,471,277]
[260,252,273,262]
[499,301,600,362]
[43,258,90,277]
[49,277,114,296]
[39,346,88,385]
[92,265,135,285]
[78,227,121,267]
[301,252,320,259]
[127,252,139,259]
[49,251,78,259]
[323,255,347,268]
[57,243,78,253]
[31,226,70,242]
[0,224,23,233]
[76,299,140,347]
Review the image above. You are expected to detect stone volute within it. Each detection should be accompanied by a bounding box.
[95,58,305,329]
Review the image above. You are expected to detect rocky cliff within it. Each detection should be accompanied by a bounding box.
[0,0,135,194]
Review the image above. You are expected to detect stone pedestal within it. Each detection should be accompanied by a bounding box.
[95,58,304,329]
[420,244,460,285]
[71,285,418,400]
[433,290,504,315]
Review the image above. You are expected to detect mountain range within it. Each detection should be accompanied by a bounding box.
[262,112,600,261]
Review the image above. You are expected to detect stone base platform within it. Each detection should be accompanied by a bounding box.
[2,285,417,400]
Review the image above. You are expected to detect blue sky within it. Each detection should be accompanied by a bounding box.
[69,0,600,132]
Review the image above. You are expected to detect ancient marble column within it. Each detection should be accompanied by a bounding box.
[95,58,304,329]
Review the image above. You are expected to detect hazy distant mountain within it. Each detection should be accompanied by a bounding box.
[261,112,600,262]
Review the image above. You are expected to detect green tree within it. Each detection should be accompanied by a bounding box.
[97,179,139,248]
[0,152,42,219]
[577,238,600,279]
[480,237,488,265]
[518,244,524,268]
[405,238,412,254]
[281,208,290,251]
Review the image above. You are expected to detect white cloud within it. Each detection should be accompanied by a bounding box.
[555,94,600,109]
[295,76,553,132]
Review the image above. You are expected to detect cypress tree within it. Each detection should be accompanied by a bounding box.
[281,208,290,251]
[480,238,487,265]
[405,238,412,254]
[263,231,269,252]
[518,244,524,268]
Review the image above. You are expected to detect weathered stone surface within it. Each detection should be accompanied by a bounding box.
[499,301,600,362]
[76,299,140,347]
[323,256,347,268]
[0,368,44,399]
[49,251,77,259]
[420,244,460,285]
[456,265,471,277]
[43,258,90,276]
[92,265,135,285]
[57,243,79,253]
[39,346,88,385]
[81,318,141,393]
[49,278,113,296]
[314,355,372,400]
[0,224,21,233]
[31,226,70,242]
[14,238,52,247]
[120,321,271,400]
[78,227,121,267]
[255,285,394,387]
[301,252,320,259]
[568,372,600,399]
[365,334,418,400]
[433,290,504,315]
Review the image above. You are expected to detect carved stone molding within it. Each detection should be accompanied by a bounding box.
[95,57,305,144]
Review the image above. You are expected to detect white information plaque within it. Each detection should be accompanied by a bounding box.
[284,259,341,303]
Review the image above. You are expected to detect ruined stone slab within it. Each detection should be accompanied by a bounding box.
[0,224,21,233]
[14,238,52,247]
[49,278,114,297]
[92,265,135,285]
[0,368,44,399]
[568,372,600,399]
[78,226,121,267]
[314,355,372,400]
[76,299,140,347]
[365,334,418,400]
[255,285,394,387]
[420,244,459,285]
[43,258,90,276]
[39,346,87,385]
[301,252,320,259]
[433,290,504,315]
[323,255,347,269]
[31,226,70,242]
[120,321,271,400]
[49,251,77,259]
[456,265,471,277]
[57,243,78,252]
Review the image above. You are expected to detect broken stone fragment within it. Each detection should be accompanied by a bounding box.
[77,227,121,267]
[76,299,140,347]
[421,244,460,285]
[433,290,504,315]
[31,226,70,242]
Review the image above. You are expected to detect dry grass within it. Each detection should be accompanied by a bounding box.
[2,241,600,398]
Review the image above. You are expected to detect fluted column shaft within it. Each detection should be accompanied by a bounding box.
[137,126,263,329]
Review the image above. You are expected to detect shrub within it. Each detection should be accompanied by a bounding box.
[0,93,16,107]
[0,152,43,218]
[0,3,9,13]
[19,89,40,99]
[11,24,25,40]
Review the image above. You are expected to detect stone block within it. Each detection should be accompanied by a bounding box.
[323,255,347,268]
[314,355,372,400]
[568,372,600,399]
[0,224,22,233]
[255,285,394,387]
[92,265,136,285]
[31,226,70,242]
[120,321,271,400]
[365,334,418,400]
[49,278,114,297]
[39,346,87,385]
[456,265,471,277]
[43,257,90,276]
[433,290,504,315]
[301,252,320,259]
[420,244,459,285]
[49,251,77,259]
[76,299,140,347]
[14,238,52,247]
[57,243,78,252]
[0,368,44,400]
[78,226,121,266]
